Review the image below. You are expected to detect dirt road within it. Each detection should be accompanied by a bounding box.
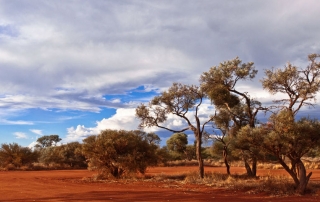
[0,166,319,202]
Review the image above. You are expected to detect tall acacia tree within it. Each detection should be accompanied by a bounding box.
[237,54,320,194]
[136,83,213,178]
[200,57,267,177]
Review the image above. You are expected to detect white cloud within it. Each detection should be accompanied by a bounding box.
[28,141,37,149]
[63,125,98,143]
[0,0,318,116]
[64,108,142,143]
[63,102,217,143]
[0,119,33,125]
[30,129,43,136]
[14,132,27,139]
[0,1,320,146]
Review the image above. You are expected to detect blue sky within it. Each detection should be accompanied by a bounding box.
[1,0,320,147]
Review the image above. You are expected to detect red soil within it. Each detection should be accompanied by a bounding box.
[0,166,319,202]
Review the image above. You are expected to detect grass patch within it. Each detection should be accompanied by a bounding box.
[184,171,320,196]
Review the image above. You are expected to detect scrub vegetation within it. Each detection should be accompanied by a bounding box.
[1,54,320,195]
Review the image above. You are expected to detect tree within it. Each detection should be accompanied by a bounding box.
[136,83,213,178]
[39,142,86,168]
[58,142,87,168]
[82,130,158,178]
[166,133,188,160]
[167,133,188,153]
[0,143,38,169]
[238,54,320,194]
[138,132,161,145]
[200,57,266,177]
[38,146,61,166]
[35,135,62,148]
[185,145,197,161]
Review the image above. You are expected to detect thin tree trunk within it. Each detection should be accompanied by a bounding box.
[223,146,230,175]
[196,136,204,178]
[252,157,257,177]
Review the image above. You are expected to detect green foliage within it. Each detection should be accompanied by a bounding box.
[261,53,320,115]
[0,143,39,168]
[82,130,158,178]
[211,139,232,160]
[166,133,188,154]
[59,142,87,168]
[38,142,86,168]
[201,57,264,177]
[238,110,320,161]
[237,51,320,195]
[154,146,171,164]
[35,135,62,148]
[136,82,212,178]
[200,57,257,110]
[185,145,197,160]
[142,132,161,145]
[38,146,61,166]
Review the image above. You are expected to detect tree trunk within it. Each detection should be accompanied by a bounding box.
[243,156,257,177]
[223,146,230,175]
[251,157,257,177]
[278,158,312,194]
[196,136,204,178]
[278,158,300,185]
[244,159,253,176]
[296,160,312,195]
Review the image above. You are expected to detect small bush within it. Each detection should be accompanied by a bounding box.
[82,130,159,178]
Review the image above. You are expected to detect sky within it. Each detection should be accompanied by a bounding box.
[1,0,320,147]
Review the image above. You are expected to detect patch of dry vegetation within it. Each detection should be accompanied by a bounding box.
[82,167,320,196]
[184,171,296,196]
[164,159,320,170]
[184,171,320,196]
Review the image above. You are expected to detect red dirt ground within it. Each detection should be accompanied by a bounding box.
[0,166,320,202]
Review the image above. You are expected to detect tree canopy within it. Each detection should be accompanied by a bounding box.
[238,54,320,194]
[136,83,213,178]
[200,57,266,177]
[35,135,62,148]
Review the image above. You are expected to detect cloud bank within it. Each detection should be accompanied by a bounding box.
[0,1,320,145]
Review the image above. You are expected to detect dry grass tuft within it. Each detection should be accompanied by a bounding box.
[184,171,301,196]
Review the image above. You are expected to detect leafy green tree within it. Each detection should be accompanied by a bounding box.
[136,83,213,178]
[238,111,320,194]
[166,133,188,160]
[38,146,61,166]
[58,142,87,168]
[154,146,171,165]
[167,133,188,153]
[200,57,266,177]
[82,130,158,178]
[38,142,86,168]
[144,132,161,145]
[35,135,62,148]
[238,54,320,194]
[0,143,38,168]
[185,145,197,161]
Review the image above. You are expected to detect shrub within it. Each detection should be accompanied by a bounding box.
[82,130,158,178]
[0,143,39,169]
